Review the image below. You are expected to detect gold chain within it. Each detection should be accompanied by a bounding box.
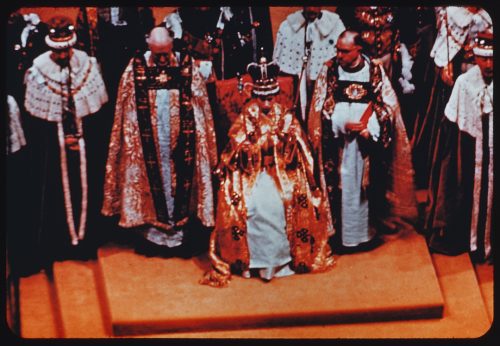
[42,61,93,98]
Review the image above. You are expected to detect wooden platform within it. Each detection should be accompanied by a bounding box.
[143,253,490,339]
[97,231,444,336]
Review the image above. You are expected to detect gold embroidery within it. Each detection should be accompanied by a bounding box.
[344,83,368,101]
[103,59,216,230]
[201,101,334,287]
[157,70,170,84]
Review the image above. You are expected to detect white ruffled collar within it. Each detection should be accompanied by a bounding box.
[286,10,335,37]
[34,49,88,79]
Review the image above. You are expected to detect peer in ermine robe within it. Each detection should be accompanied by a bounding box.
[411,6,492,190]
[273,7,345,125]
[24,16,108,268]
[425,32,493,261]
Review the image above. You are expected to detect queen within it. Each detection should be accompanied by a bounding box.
[201,57,334,287]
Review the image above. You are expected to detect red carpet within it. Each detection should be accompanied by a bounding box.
[97,231,444,336]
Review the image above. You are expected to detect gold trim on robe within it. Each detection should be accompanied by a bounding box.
[201,101,334,287]
[102,58,217,230]
[308,59,418,233]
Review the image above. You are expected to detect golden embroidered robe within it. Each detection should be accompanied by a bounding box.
[202,100,334,287]
[102,57,218,230]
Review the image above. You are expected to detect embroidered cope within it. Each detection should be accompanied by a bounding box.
[102,54,217,231]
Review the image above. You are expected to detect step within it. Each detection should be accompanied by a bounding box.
[52,260,112,338]
[473,262,494,323]
[97,231,444,336]
[19,272,60,338]
[137,253,491,338]
[18,240,490,338]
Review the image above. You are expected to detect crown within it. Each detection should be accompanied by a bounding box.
[246,56,280,96]
[473,31,493,57]
[45,16,77,50]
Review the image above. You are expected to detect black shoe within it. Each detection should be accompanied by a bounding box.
[336,237,383,254]
[427,231,467,256]
[184,230,211,258]
[327,235,343,253]
[134,238,166,257]
[135,240,190,259]
[181,222,212,258]
[470,250,487,264]
[162,243,191,259]
[377,222,399,235]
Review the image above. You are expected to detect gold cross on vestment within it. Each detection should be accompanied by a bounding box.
[184,150,194,165]
[156,70,170,84]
